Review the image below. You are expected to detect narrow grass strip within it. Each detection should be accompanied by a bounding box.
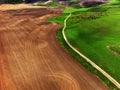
[62,13,120,89]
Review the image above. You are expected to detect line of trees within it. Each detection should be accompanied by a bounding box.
[0,0,23,3]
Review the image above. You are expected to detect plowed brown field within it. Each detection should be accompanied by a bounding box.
[0,8,109,90]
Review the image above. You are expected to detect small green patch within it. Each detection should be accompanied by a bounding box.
[47,2,61,7]
[108,45,120,56]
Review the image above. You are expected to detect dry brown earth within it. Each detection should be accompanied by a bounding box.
[0,6,109,90]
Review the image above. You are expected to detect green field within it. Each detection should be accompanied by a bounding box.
[66,7,120,80]
[49,0,120,89]
[106,0,120,5]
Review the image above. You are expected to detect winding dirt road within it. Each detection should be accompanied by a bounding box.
[0,8,109,90]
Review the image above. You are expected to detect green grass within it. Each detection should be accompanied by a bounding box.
[66,11,120,81]
[48,0,120,89]
[63,7,89,13]
[47,2,61,7]
[107,0,120,5]
[56,27,118,90]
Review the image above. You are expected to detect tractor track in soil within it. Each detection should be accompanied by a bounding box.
[0,8,109,90]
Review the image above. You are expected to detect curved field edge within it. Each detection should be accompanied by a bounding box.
[65,6,120,84]
[48,14,119,90]
[58,28,119,90]
[48,9,120,90]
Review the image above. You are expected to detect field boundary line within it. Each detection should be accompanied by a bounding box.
[62,13,120,89]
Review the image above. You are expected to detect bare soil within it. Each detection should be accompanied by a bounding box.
[0,7,109,90]
[0,4,45,11]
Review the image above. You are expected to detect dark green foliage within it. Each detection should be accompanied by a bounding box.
[88,6,109,12]
[68,1,82,8]
[83,1,104,7]
[0,0,23,3]
[68,1,79,5]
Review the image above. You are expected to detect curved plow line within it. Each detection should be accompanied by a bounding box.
[62,13,120,89]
